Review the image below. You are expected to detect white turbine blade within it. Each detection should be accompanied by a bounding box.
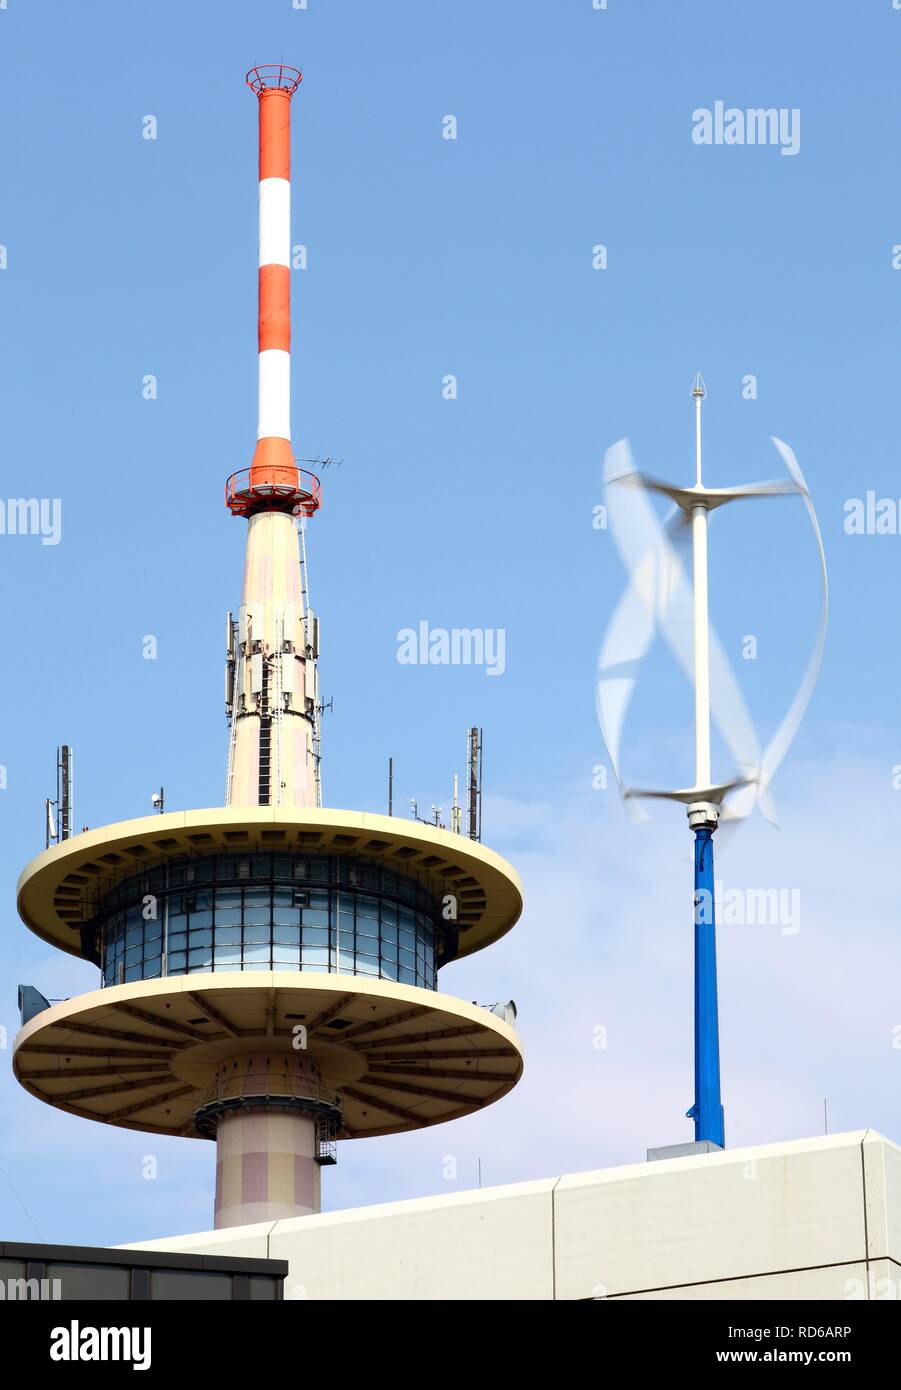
[753,438,828,809]
[625,777,750,806]
[603,443,672,577]
[621,471,697,511]
[705,477,803,505]
[597,442,654,814]
[603,437,637,488]
[603,445,679,498]
[757,783,781,828]
[665,504,692,533]
[620,473,805,514]
[597,430,824,833]
[601,442,762,821]
[620,789,653,826]
[602,445,693,687]
[598,441,681,822]
[596,555,656,784]
[719,779,760,822]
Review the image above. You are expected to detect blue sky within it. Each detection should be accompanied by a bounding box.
[3,0,901,1245]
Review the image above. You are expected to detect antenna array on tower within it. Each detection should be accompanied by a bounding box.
[45,745,73,850]
[466,727,483,842]
[397,726,483,839]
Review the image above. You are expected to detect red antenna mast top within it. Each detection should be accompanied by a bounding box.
[246,64,302,96]
[231,61,316,518]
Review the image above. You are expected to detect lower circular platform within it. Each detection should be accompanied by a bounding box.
[13,973,523,1140]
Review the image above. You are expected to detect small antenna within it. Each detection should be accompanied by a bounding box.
[58,745,73,841]
[466,727,483,842]
[388,757,393,816]
[46,745,74,848]
[298,455,343,470]
[406,740,475,833]
[151,787,165,814]
[451,773,462,834]
[225,610,237,719]
[691,372,706,487]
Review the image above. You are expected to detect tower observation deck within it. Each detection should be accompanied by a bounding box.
[12,66,523,1231]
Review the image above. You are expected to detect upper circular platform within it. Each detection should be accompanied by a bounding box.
[225,467,321,518]
[18,807,522,962]
[13,972,522,1139]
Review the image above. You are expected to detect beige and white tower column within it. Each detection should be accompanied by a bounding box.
[225,64,321,812]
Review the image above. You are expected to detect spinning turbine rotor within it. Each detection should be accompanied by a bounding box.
[596,375,828,1147]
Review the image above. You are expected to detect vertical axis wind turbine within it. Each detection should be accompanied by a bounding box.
[597,375,828,1150]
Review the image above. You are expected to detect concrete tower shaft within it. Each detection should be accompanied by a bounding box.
[227,510,317,809]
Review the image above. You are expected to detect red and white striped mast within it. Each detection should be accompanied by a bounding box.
[251,62,298,488]
[225,65,322,812]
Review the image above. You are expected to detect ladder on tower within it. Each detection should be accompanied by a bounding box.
[258,657,272,806]
[225,714,236,804]
[297,516,311,613]
[298,515,324,809]
[224,615,239,804]
[272,615,284,807]
[313,701,323,809]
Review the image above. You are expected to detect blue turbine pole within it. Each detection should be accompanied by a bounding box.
[690,824,725,1146]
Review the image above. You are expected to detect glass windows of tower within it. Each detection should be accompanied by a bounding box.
[97,852,444,991]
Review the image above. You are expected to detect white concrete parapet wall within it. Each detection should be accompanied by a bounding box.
[120,1130,901,1300]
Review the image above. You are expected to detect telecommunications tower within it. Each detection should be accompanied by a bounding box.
[14,66,523,1230]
